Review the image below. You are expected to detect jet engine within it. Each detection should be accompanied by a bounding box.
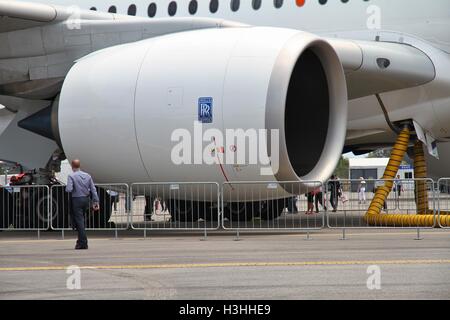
[52,27,347,199]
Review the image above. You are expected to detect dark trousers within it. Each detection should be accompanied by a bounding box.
[330,191,339,211]
[287,197,297,213]
[71,196,89,247]
[396,185,402,197]
[315,192,326,212]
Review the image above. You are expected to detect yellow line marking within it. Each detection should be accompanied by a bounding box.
[1,260,450,272]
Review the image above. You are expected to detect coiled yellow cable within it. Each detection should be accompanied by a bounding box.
[364,128,449,227]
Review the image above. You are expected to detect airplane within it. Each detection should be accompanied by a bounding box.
[0,0,449,226]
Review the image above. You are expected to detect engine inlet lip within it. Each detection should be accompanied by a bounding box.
[265,32,348,192]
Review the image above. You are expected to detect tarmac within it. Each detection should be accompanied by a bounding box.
[0,229,449,300]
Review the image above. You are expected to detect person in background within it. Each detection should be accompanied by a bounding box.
[144,196,153,221]
[66,159,99,250]
[305,191,315,215]
[314,186,327,213]
[358,177,367,204]
[394,174,403,199]
[287,196,298,213]
[154,197,163,214]
[328,175,341,212]
[394,174,404,208]
[125,193,135,213]
[107,190,119,211]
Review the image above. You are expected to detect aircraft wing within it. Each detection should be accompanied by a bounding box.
[0,1,117,32]
[0,0,436,101]
[0,0,245,100]
[0,0,246,168]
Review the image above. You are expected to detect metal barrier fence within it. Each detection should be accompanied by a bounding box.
[50,184,130,231]
[3,178,450,237]
[326,178,436,229]
[130,182,220,232]
[437,178,450,229]
[0,185,50,231]
[221,181,325,232]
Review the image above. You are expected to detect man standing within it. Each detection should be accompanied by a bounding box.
[66,159,99,250]
[394,175,403,197]
[328,175,341,212]
[394,174,403,207]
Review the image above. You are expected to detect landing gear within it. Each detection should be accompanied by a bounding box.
[14,187,50,229]
[259,199,288,221]
[224,202,257,222]
[224,199,289,222]
[168,199,194,222]
[168,200,219,222]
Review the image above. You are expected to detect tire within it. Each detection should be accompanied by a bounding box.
[18,188,47,229]
[198,202,220,222]
[50,186,71,229]
[168,199,196,222]
[168,200,220,223]
[0,188,13,229]
[259,199,287,221]
[27,188,66,230]
[224,202,258,222]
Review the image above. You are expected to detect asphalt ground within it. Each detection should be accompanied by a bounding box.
[0,228,449,300]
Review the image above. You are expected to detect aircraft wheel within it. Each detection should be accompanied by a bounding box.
[260,199,287,221]
[25,187,71,230]
[224,202,257,222]
[197,202,219,222]
[168,200,197,222]
[0,188,13,229]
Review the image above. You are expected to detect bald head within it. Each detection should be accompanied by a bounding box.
[71,159,81,171]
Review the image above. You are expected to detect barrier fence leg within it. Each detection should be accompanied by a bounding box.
[115,229,118,240]
[61,230,64,240]
[340,210,347,240]
[415,228,423,241]
[200,228,207,241]
[37,229,40,240]
[340,228,347,241]
[305,230,312,241]
[234,229,241,241]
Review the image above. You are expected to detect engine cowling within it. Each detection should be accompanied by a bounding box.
[58,27,348,198]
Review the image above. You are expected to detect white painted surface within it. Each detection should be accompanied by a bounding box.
[59,27,347,196]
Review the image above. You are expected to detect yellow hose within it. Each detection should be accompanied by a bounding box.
[413,141,431,214]
[364,127,449,227]
[414,141,450,216]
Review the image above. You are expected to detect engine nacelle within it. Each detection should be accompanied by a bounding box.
[58,27,348,199]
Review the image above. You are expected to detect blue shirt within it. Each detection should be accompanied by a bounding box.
[66,170,99,203]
